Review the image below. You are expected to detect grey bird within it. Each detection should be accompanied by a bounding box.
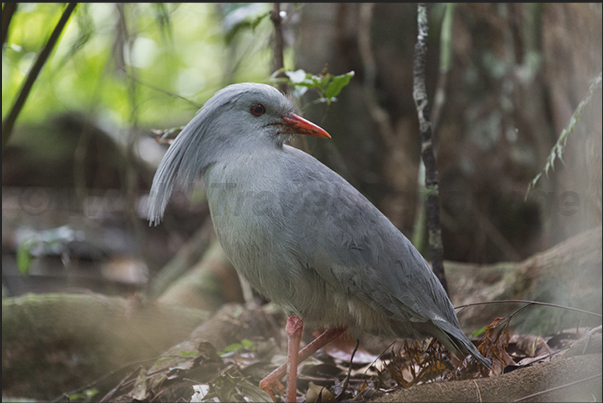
[148,83,491,402]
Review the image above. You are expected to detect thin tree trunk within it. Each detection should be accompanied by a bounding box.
[270,3,286,93]
[413,4,448,293]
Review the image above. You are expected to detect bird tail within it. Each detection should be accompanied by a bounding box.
[440,327,492,369]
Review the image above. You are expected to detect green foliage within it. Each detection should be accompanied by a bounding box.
[218,338,256,357]
[15,226,81,275]
[222,343,244,352]
[326,72,355,100]
[279,67,355,105]
[222,3,271,45]
[2,4,273,130]
[179,350,200,357]
[53,3,95,71]
[154,357,171,365]
[153,349,200,365]
[67,388,98,402]
[471,325,487,338]
[149,3,177,43]
[16,239,33,275]
[525,72,602,199]
[240,338,255,349]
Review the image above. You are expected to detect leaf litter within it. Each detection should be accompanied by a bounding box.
[100,317,598,402]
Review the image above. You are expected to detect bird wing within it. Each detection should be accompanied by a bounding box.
[280,147,459,328]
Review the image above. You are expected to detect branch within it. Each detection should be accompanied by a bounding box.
[2,3,78,151]
[2,2,18,48]
[121,68,203,109]
[413,4,448,293]
[270,3,287,93]
[374,353,602,402]
[455,300,602,319]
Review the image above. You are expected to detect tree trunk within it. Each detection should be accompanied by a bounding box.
[448,226,602,334]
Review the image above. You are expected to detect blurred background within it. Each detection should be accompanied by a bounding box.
[2,3,602,401]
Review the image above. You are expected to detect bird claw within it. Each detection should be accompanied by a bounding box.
[259,378,284,402]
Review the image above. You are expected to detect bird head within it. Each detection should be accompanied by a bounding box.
[147,83,330,225]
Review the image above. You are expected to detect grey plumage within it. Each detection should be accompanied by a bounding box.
[148,83,492,369]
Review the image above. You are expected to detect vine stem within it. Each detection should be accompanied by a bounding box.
[455,299,602,318]
[2,3,78,151]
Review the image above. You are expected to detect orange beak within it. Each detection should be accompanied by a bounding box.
[281,113,331,139]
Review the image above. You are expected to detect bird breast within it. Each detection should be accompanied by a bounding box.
[202,148,454,340]
[203,152,367,329]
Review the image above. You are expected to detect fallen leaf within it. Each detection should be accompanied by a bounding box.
[306,381,336,403]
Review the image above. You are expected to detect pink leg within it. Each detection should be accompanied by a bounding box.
[285,315,303,403]
[259,321,347,402]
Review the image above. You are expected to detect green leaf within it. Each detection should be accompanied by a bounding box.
[318,73,332,88]
[179,350,199,357]
[68,388,98,402]
[310,74,329,89]
[292,79,322,89]
[250,12,269,30]
[16,241,33,275]
[223,4,271,44]
[241,338,256,350]
[154,357,171,365]
[471,325,487,338]
[325,71,355,100]
[223,343,243,352]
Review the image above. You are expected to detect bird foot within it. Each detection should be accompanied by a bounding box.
[259,377,284,402]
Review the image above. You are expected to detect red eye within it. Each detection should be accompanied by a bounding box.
[251,104,266,116]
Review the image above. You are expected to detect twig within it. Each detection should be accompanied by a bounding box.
[413,3,448,293]
[2,2,18,48]
[361,340,398,381]
[120,68,203,108]
[455,299,602,319]
[512,373,602,402]
[270,3,287,93]
[2,3,78,151]
[506,303,536,322]
[336,339,359,400]
[473,379,483,403]
[99,368,138,402]
[51,357,160,402]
